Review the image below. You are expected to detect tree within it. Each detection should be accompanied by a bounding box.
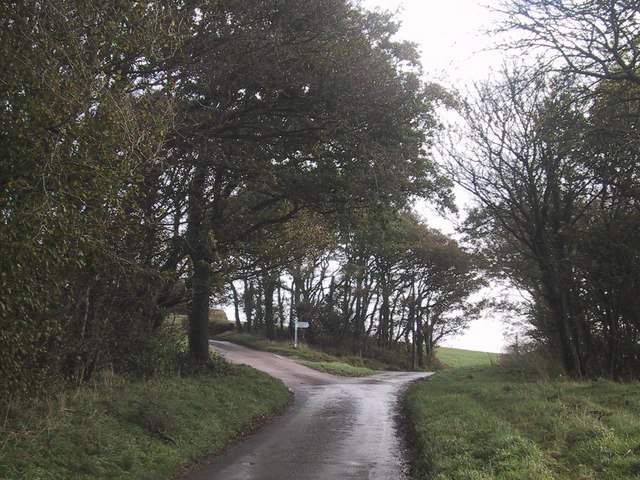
[229,211,336,339]
[497,0,640,84]
[448,66,640,378]
[487,0,640,379]
[575,79,640,377]
[401,217,485,366]
[447,69,596,377]
[0,1,179,393]
[167,0,446,363]
[321,209,481,364]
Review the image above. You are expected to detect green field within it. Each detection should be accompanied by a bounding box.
[435,347,500,368]
[406,364,640,479]
[8,327,637,480]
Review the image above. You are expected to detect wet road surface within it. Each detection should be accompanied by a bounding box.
[183,340,431,480]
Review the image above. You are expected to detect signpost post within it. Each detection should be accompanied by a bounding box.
[293,320,309,348]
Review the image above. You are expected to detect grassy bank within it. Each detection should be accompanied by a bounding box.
[216,331,337,362]
[0,364,290,480]
[303,361,376,377]
[216,331,401,372]
[405,364,640,479]
[218,331,502,373]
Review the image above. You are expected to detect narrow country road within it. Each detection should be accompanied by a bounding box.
[182,340,431,480]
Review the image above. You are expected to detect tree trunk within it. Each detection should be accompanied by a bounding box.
[188,259,211,363]
[230,281,243,333]
[255,280,264,332]
[379,279,391,348]
[541,266,583,378]
[354,256,366,338]
[408,291,416,370]
[277,281,285,334]
[243,278,254,333]
[425,317,434,359]
[354,272,363,338]
[186,165,212,364]
[289,278,298,336]
[416,314,425,369]
[263,273,277,340]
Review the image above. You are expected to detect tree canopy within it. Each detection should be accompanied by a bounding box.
[1,0,460,396]
[447,0,640,379]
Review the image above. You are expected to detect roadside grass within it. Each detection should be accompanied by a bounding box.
[216,331,407,374]
[218,331,499,372]
[0,364,290,480]
[405,364,640,479]
[303,361,377,377]
[216,331,337,362]
[435,347,500,368]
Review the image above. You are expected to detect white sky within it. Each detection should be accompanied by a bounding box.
[360,0,503,87]
[361,0,512,353]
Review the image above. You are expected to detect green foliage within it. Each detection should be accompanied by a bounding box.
[169,0,449,362]
[406,365,640,479]
[112,323,187,379]
[453,1,640,380]
[453,68,640,379]
[265,209,482,369]
[0,0,177,397]
[1,0,451,399]
[498,342,565,381]
[0,366,290,480]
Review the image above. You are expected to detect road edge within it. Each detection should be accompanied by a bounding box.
[396,375,434,480]
[169,371,294,480]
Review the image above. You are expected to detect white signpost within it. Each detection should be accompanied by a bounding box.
[293,320,309,348]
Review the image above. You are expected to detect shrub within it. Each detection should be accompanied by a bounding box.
[112,322,186,379]
[499,340,564,380]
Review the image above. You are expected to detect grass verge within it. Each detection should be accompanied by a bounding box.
[303,361,377,377]
[216,331,337,362]
[405,364,640,479]
[0,364,290,480]
[216,331,396,374]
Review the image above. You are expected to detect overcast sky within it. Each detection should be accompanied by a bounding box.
[360,0,512,353]
[361,0,503,86]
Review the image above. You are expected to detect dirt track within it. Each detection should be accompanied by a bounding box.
[183,340,431,480]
